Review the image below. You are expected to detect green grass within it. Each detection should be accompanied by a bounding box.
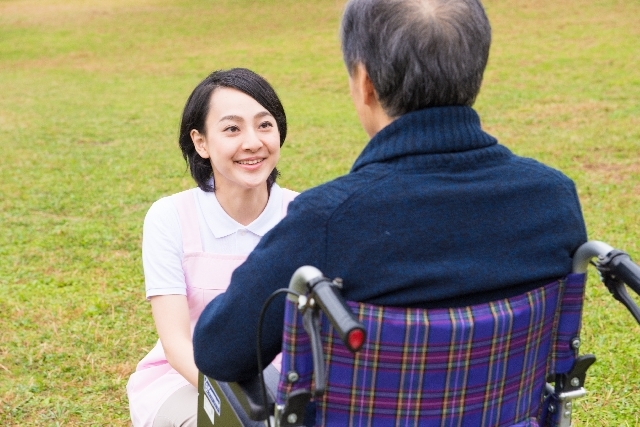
[0,0,638,425]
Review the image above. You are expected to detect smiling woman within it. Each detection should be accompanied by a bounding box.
[190,88,282,224]
[125,68,298,427]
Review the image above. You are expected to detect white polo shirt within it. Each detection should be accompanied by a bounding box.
[142,184,286,298]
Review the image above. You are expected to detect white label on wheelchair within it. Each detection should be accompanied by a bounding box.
[203,396,216,425]
[203,376,221,419]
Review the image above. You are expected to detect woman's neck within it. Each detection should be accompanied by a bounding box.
[214,183,270,226]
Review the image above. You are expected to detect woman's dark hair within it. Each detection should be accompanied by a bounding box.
[179,68,287,192]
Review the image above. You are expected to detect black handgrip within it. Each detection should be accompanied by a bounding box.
[309,279,366,352]
[598,250,640,325]
[608,252,640,296]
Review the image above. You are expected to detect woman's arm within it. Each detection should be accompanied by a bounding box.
[193,192,327,382]
[150,294,199,387]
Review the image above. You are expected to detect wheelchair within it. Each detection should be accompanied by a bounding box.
[196,241,640,427]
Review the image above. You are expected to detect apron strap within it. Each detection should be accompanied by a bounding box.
[171,190,203,253]
[281,188,298,218]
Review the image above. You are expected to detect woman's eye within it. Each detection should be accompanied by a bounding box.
[224,125,240,132]
[259,121,274,129]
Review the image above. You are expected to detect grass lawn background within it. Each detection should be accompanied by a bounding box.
[0,0,638,425]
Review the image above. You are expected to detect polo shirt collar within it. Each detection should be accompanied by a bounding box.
[195,183,283,238]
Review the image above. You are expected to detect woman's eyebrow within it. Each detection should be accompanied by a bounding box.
[255,111,273,119]
[218,114,244,123]
[218,111,272,123]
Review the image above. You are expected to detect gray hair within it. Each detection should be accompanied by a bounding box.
[340,0,491,117]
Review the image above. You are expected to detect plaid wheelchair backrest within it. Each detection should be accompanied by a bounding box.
[277,273,586,427]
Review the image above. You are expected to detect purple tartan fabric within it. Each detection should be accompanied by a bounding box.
[549,273,586,375]
[278,275,586,427]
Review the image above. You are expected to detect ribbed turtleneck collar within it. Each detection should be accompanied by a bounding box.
[351,106,499,173]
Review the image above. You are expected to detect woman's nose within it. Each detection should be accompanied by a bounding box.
[242,129,263,151]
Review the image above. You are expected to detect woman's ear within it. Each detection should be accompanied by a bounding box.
[190,129,210,159]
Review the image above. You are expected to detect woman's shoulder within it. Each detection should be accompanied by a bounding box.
[280,187,299,204]
[145,188,198,225]
[271,184,299,213]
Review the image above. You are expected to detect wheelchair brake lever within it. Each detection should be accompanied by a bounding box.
[596,250,640,325]
[289,266,366,398]
[302,308,326,396]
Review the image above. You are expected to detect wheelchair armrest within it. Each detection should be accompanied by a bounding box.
[226,364,279,421]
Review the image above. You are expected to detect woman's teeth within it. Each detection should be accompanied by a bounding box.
[236,159,262,165]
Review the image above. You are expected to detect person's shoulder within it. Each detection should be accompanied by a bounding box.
[287,170,387,216]
[508,156,580,202]
[144,188,197,225]
[269,184,299,216]
[279,186,300,202]
[511,156,576,184]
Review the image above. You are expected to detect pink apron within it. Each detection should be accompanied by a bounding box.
[127,188,297,427]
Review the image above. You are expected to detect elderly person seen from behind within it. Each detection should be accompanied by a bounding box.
[194,0,587,421]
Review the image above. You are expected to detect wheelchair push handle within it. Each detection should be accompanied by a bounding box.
[309,278,366,352]
[596,249,640,325]
[573,241,640,325]
[604,251,640,295]
[289,266,366,352]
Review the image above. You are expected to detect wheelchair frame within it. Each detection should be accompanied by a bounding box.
[196,240,640,427]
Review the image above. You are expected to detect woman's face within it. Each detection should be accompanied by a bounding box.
[191,87,281,193]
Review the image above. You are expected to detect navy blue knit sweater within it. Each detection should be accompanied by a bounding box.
[193,106,587,382]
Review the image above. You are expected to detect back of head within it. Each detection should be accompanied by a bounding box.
[341,0,491,117]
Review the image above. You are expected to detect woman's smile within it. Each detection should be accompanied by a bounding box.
[235,157,264,166]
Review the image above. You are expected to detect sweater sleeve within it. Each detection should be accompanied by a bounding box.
[192,190,329,382]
